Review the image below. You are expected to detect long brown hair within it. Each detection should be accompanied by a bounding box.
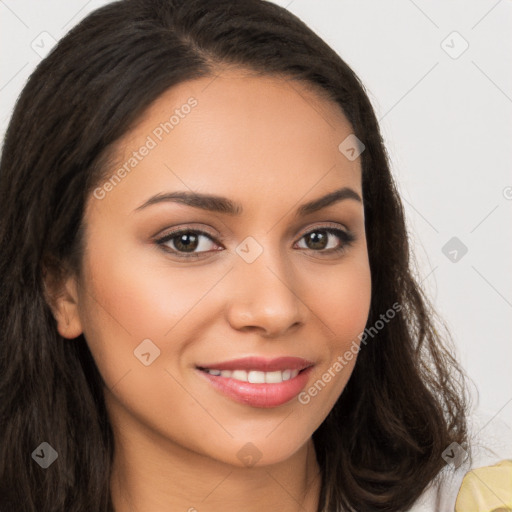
[0,1,469,510]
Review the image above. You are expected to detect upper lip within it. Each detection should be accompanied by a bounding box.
[196,356,315,372]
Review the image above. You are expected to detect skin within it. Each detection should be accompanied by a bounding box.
[47,68,372,512]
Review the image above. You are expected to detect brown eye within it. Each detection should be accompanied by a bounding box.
[155,225,356,260]
[156,229,220,258]
[303,230,329,250]
[296,227,355,254]
[170,232,200,252]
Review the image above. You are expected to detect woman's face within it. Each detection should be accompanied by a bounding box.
[62,69,371,467]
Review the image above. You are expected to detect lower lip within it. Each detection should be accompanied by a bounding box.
[196,367,313,408]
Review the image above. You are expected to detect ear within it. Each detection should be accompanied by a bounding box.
[43,265,84,340]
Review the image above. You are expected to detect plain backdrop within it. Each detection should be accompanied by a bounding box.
[1,1,511,433]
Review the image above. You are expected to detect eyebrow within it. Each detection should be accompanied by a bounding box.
[134,186,362,216]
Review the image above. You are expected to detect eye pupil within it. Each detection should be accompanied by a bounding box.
[175,232,199,252]
[306,231,328,250]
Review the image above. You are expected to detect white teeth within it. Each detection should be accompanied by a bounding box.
[282,369,292,381]
[263,371,282,384]
[231,370,248,381]
[248,371,265,383]
[203,368,301,383]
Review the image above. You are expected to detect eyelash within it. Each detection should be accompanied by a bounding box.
[155,224,356,260]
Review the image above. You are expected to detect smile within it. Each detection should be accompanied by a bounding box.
[199,368,301,383]
[196,365,314,408]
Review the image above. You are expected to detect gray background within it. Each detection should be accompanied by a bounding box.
[1,1,511,430]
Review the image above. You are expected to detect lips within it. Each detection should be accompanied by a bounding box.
[195,356,315,408]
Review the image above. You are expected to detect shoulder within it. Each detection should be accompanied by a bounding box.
[407,413,512,512]
[455,459,512,511]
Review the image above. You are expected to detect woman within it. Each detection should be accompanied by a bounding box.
[0,1,509,510]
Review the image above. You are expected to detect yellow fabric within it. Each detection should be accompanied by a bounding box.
[455,460,512,511]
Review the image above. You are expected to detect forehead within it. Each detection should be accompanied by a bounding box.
[88,69,362,217]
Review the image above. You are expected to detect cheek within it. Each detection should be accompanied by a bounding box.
[81,236,219,335]
[297,256,371,417]
[311,256,372,345]
[77,237,230,383]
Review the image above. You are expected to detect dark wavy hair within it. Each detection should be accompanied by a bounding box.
[0,0,469,510]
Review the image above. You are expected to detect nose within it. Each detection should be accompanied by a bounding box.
[225,244,305,337]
